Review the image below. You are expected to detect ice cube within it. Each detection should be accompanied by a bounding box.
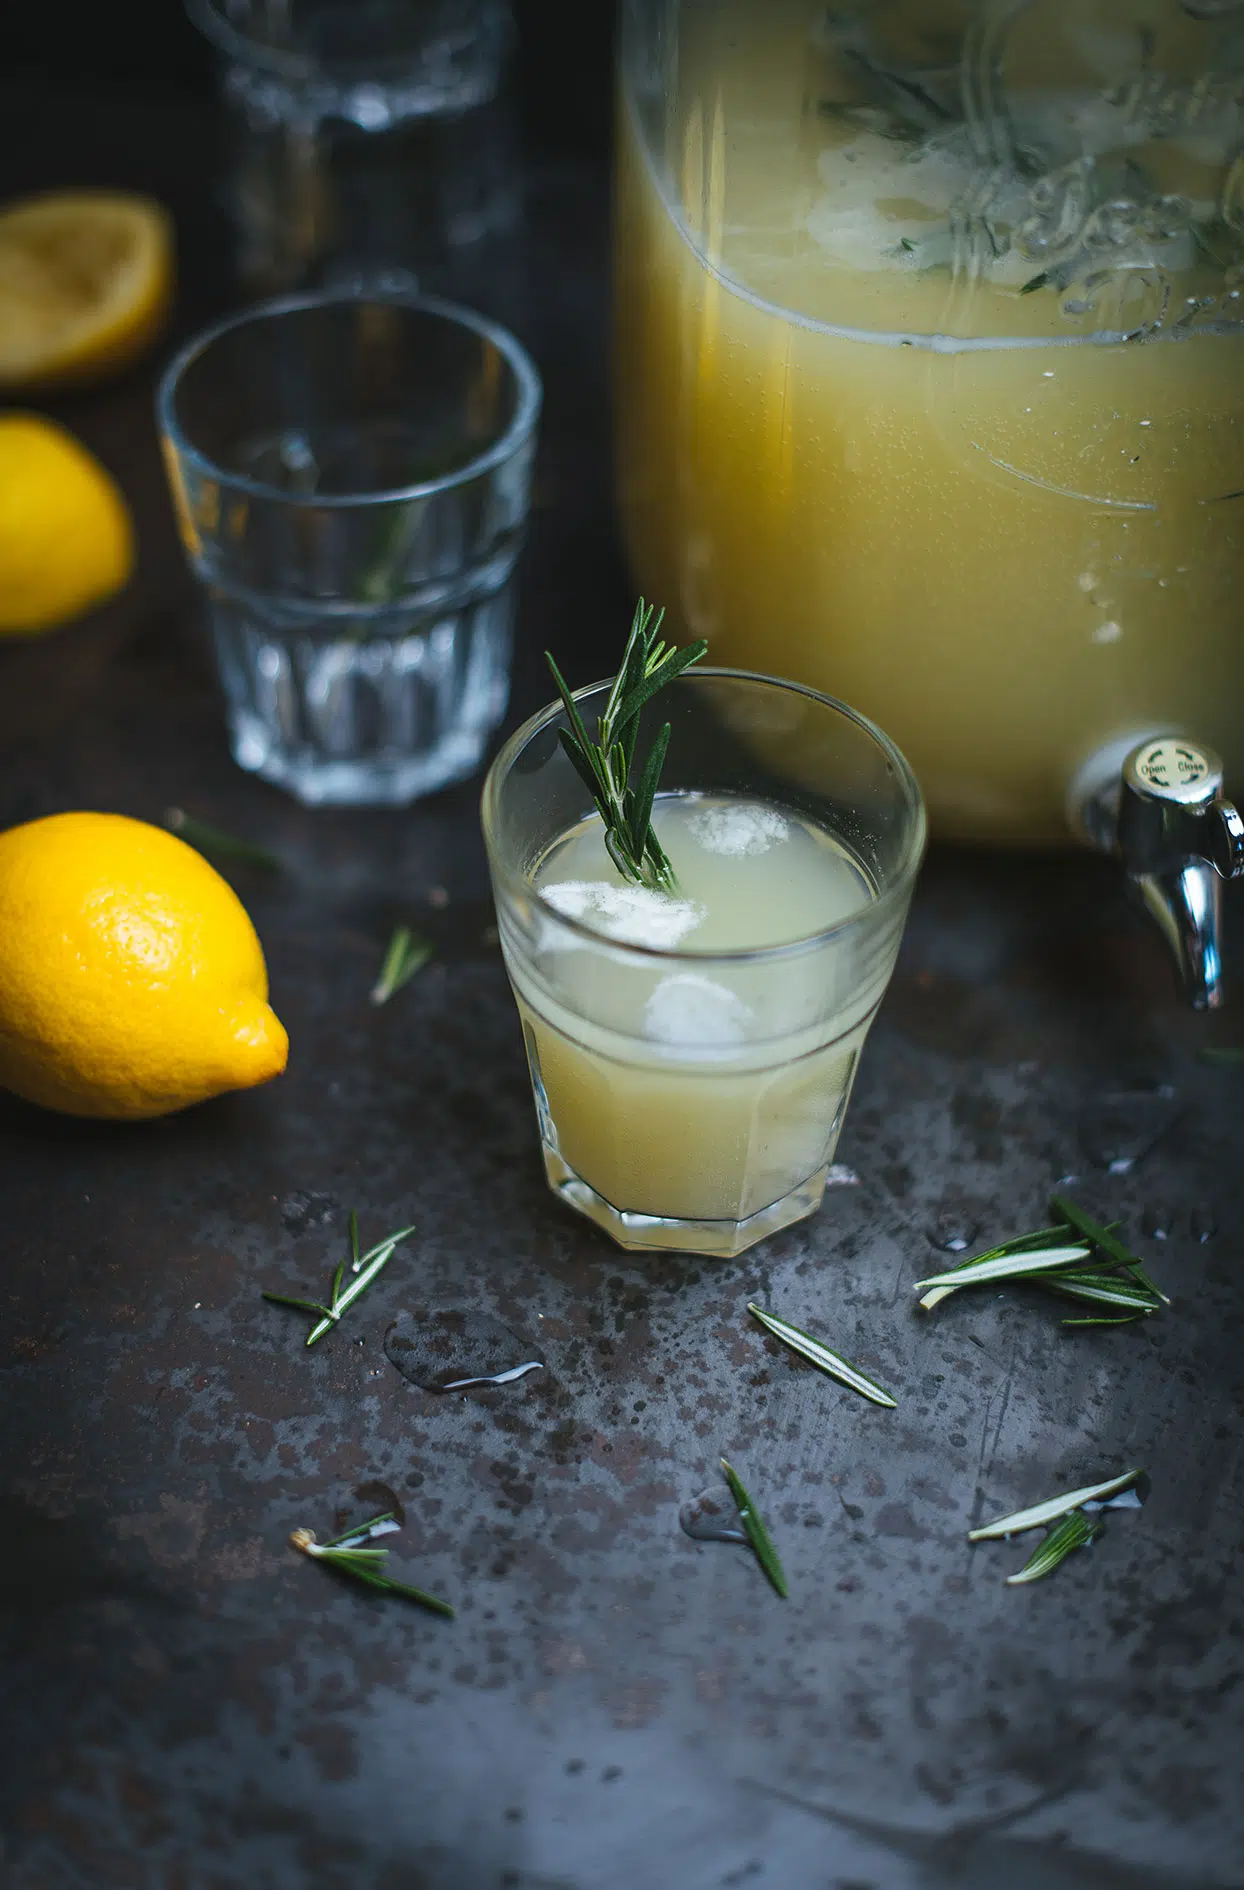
[644,972,751,1047]
[687,803,789,857]
[539,880,705,950]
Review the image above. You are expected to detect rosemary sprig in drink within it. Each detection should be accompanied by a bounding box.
[290,1510,454,1616]
[263,1216,415,1346]
[720,1457,788,1599]
[545,598,707,892]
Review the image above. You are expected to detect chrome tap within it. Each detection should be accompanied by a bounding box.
[1072,737,1244,1010]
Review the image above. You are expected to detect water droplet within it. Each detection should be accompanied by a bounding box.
[1191,1205,1217,1243]
[281,1190,340,1234]
[825,1165,859,1188]
[1079,1088,1180,1174]
[928,1199,979,1253]
[384,1309,545,1392]
[353,1479,405,1526]
[1083,1474,1149,1513]
[679,1487,747,1544]
[1141,1203,1171,1241]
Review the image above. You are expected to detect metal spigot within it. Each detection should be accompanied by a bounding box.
[1074,736,1244,1010]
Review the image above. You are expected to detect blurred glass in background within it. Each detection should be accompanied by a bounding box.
[187,0,520,304]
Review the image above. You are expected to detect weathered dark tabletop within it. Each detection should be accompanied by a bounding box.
[2,86,1243,1890]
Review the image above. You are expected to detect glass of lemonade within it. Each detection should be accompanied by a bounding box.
[482,667,925,1256]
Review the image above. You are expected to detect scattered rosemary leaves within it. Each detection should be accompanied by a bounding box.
[370,925,434,1005]
[720,1457,788,1599]
[165,807,281,873]
[545,598,707,892]
[747,1303,897,1408]
[290,1511,454,1616]
[263,1216,415,1346]
[969,1468,1144,1588]
[914,1196,1166,1324]
[968,1467,1145,1541]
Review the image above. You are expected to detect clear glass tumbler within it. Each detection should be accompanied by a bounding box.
[158,292,541,806]
[482,669,926,1256]
[188,0,518,294]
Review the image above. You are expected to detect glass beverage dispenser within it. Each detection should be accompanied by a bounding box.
[615,0,1244,1001]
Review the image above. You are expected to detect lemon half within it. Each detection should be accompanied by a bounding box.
[0,190,173,391]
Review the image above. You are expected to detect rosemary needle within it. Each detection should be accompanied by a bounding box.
[969,1468,1144,1541]
[370,925,434,1005]
[165,807,281,872]
[720,1458,788,1599]
[747,1303,897,1408]
[1006,1510,1103,1586]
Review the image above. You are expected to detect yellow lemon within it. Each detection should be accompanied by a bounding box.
[0,191,173,391]
[0,413,134,635]
[0,813,288,1120]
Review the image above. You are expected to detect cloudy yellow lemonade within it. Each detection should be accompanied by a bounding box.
[615,0,1244,842]
[512,792,879,1225]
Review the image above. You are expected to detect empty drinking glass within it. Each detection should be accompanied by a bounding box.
[157,291,541,805]
[188,0,518,294]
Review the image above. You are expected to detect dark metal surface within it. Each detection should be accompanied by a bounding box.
[2,87,1243,1890]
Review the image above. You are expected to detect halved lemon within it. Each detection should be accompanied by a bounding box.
[0,190,174,391]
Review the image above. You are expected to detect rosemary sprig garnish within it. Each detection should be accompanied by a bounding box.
[915,1199,1166,1322]
[969,1467,1144,1540]
[545,598,707,892]
[165,807,281,873]
[747,1303,897,1408]
[720,1458,788,1598]
[290,1511,454,1616]
[1005,1510,1103,1586]
[370,925,434,1006]
[263,1217,415,1346]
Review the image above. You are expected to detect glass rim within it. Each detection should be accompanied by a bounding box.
[481,666,928,967]
[155,289,542,511]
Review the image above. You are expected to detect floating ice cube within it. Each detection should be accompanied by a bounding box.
[687,803,789,857]
[644,972,751,1047]
[539,880,705,950]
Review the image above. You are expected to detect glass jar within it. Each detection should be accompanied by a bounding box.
[615,0,1244,844]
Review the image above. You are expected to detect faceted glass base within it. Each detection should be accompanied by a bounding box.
[541,1144,829,1257]
[214,591,512,807]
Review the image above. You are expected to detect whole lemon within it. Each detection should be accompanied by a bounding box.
[0,813,288,1119]
[0,413,134,636]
